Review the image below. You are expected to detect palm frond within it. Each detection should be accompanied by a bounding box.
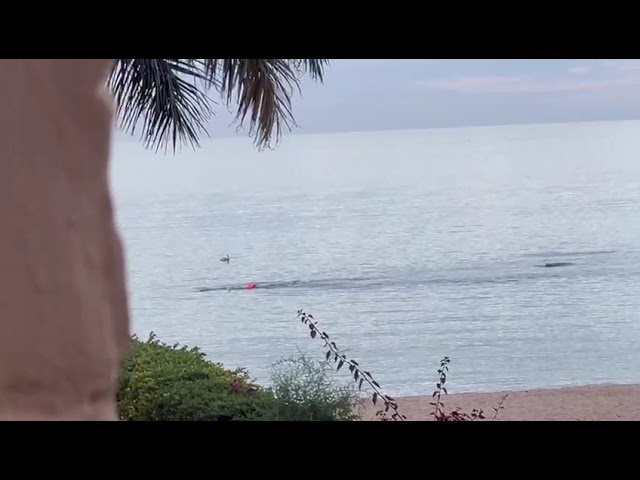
[108,59,213,154]
[291,59,329,82]
[109,59,329,154]
[202,59,298,149]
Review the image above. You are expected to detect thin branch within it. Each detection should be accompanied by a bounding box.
[491,394,509,421]
[297,309,406,421]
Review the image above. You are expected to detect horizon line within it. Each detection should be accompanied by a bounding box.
[113,117,640,147]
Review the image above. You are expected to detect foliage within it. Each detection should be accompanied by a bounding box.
[297,309,506,421]
[430,356,485,421]
[137,371,275,421]
[491,393,509,421]
[268,354,360,421]
[117,332,271,421]
[297,309,406,421]
[117,317,508,421]
[107,59,329,153]
[117,333,362,421]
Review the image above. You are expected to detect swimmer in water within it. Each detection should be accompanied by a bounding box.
[220,254,230,263]
[223,284,255,291]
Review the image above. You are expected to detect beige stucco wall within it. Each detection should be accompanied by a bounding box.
[0,60,129,420]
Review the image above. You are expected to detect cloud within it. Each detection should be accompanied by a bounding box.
[600,59,640,73]
[568,66,590,75]
[418,73,640,94]
[419,76,526,93]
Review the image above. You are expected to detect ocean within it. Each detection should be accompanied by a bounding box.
[110,120,640,396]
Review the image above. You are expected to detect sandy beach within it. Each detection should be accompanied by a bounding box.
[359,384,640,420]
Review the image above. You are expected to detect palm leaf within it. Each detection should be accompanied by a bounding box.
[108,59,329,154]
[108,59,213,154]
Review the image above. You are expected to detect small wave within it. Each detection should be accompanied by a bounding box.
[195,275,386,293]
[194,268,583,294]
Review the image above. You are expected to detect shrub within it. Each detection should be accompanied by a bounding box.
[140,371,277,421]
[117,333,361,421]
[268,355,360,421]
[117,333,275,421]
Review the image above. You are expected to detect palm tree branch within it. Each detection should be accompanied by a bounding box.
[109,59,329,153]
[108,59,213,153]
[202,59,329,148]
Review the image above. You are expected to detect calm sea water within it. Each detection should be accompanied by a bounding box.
[110,120,640,396]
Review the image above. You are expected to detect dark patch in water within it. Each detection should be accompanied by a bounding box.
[195,275,386,293]
[195,267,582,294]
[540,262,575,268]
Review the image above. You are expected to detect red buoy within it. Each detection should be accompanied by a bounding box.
[246,282,256,289]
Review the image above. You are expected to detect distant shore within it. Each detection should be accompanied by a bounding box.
[359,383,640,420]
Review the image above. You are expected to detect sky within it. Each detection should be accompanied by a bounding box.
[115,59,640,143]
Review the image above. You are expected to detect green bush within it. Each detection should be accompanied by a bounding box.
[268,355,360,421]
[117,333,274,421]
[138,371,277,421]
[117,334,360,421]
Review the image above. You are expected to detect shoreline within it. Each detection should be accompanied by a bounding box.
[358,383,640,420]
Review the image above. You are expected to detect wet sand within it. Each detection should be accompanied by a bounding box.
[359,383,640,420]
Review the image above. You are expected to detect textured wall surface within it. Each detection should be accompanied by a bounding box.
[0,59,129,420]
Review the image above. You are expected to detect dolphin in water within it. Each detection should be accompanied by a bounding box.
[542,262,574,268]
